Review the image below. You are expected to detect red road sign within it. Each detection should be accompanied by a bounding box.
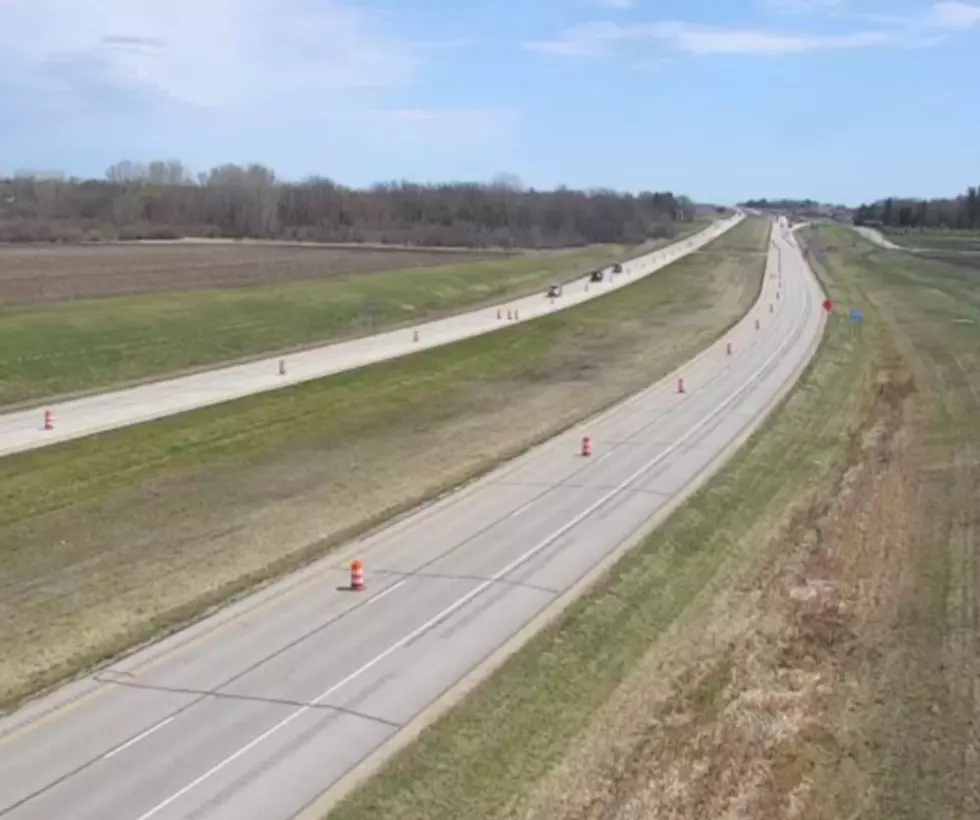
[823,298,833,313]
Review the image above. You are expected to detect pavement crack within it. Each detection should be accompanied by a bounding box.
[91,678,401,728]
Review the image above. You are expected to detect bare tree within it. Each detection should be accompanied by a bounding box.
[0,158,694,246]
[853,185,980,230]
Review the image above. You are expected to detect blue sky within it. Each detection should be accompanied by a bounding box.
[1,0,978,204]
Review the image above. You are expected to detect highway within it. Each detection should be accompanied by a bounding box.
[0,214,742,459]
[0,216,826,820]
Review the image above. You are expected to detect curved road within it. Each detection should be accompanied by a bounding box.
[0,214,742,459]
[0,217,826,820]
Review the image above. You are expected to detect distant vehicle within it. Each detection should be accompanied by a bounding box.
[589,270,604,283]
[612,263,623,274]
[547,283,562,298]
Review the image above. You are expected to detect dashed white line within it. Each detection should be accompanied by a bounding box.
[132,277,811,820]
[365,579,407,603]
[103,718,174,761]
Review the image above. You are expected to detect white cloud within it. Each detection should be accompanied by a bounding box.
[0,0,418,111]
[597,0,639,9]
[925,1,980,28]
[527,2,980,58]
[660,22,893,53]
[761,0,849,13]
[526,19,896,56]
[764,0,980,28]
[0,0,521,156]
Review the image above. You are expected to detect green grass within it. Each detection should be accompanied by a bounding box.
[809,227,980,820]
[0,237,699,408]
[321,223,980,820]
[882,227,980,252]
[323,228,889,820]
[0,217,764,710]
[914,248,980,274]
[0,245,727,527]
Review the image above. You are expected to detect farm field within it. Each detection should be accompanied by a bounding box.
[915,248,980,273]
[880,227,980,252]
[876,228,980,270]
[0,225,709,408]
[0,242,508,303]
[0,216,768,711]
[326,224,980,820]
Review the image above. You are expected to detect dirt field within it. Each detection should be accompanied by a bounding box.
[325,225,980,820]
[0,217,769,711]
[0,242,507,303]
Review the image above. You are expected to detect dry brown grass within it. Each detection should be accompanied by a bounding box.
[0,218,769,709]
[846,245,980,820]
[0,242,505,302]
[494,226,980,820]
[325,217,875,820]
[512,366,913,820]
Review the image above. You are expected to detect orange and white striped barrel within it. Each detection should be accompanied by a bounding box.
[350,560,365,591]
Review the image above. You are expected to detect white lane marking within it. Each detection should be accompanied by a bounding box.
[96,580,406,764]
[365,579,407,603]
[103,718,174,761]
[506,500,536,520]
[133,260,811,820]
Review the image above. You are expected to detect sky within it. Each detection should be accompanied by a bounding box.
[0,0,978,205]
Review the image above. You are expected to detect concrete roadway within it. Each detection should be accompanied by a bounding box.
[0,216,826,820]
[0,214,742,459]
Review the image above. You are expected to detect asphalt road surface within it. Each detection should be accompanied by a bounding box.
[0,216,826,820]
[0,214,742,459]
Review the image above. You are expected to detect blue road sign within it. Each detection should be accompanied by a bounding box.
[850,309,864,324]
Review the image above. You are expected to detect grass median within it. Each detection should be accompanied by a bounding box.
[324,223,980,820]
[0,216,766,712]
[0,225,710,409]
[883,227,980,251]
[323,226,882,820]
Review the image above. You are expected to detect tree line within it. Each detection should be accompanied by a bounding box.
[0,160,698,248]
[736,198,851,220]
[853,184,980,231]
[739,197,825,209]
